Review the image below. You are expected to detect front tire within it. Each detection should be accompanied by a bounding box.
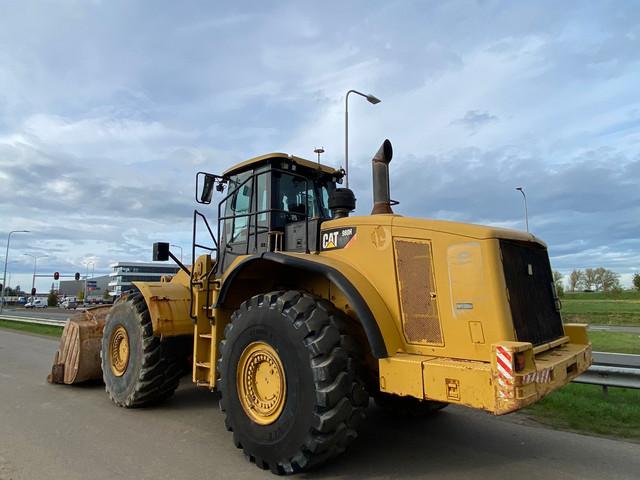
[101,293,185,407]
[218,291,368,474]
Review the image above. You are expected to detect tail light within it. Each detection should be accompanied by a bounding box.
[514,352,527,372]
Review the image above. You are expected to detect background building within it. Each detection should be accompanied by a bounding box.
[109,262,180,297]
[59,275,110,301]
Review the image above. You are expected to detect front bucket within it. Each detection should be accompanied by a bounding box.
[47,305,112,384]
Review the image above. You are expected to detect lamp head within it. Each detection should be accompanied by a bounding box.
[366,94,381,104]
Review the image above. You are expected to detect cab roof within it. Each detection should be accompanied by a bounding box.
[222,152,338,177]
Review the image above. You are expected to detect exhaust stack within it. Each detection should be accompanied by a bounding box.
[371,139,394,215]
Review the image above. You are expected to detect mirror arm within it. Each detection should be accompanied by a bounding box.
[168,251,190,275]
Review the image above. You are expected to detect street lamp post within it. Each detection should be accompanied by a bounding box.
[170,244,183,263]
[83,261,95,303]
[345,90,381,189]
[24,253,48,296]
[1,230,30,313]
[515,187,529,233]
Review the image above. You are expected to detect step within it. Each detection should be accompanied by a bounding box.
[199,333,212,339]
[195,362,211,369]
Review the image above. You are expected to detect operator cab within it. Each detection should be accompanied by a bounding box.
[209,153,343,272]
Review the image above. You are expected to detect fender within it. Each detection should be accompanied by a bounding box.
[216,252,403,358]
[133,270,193,337]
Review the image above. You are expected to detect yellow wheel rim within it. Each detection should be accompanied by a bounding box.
[109,325,130,377]
[237,341,286,425]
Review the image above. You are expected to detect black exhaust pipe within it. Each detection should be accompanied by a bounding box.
[371,139,394,215]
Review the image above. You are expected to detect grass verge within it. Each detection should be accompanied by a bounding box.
[0,319,63,337]
[525,383,640,441]
[562,298,640,326]
[589,331,640,354]
[564,291,640,301]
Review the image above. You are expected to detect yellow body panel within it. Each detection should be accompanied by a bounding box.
[379,354,426,398]
[377,325,591,415]
[313,215,590,414]
[133,270,193,337]
[317,215,519,360]
[134,209,591,416]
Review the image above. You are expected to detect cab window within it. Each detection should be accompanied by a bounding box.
[271,171,335,227]
[224,171,252,243]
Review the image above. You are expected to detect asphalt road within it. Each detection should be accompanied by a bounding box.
[1,330,639,480]
[0,306,81,321]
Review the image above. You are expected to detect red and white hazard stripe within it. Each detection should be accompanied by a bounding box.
[523,367,552,384]
[496,346,514,399]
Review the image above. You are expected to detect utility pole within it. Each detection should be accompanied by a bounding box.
[345,90,381,189]
[83,261,94,303]
[24,253,47,295]
[1,230,29,313]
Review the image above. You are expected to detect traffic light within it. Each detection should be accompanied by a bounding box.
[31,287,36,296]
[54,272,60,280]
[75,272,80,281]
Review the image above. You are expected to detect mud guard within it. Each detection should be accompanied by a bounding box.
[216,252,403,358]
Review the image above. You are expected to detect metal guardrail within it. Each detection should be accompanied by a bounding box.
[574,365,640,390]
[0,314,67,327]
[592,352,640,368]
[1,313,638,390]
[574,352,640,390]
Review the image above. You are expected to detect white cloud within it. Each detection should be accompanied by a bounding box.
[0,0,639,290]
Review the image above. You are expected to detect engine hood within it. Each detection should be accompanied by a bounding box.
[322,214,545,246]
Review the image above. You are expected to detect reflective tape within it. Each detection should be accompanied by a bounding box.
[524,367,552,384]
[496,346,514,399]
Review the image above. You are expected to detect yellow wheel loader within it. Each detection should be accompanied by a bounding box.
[50,139,591,474]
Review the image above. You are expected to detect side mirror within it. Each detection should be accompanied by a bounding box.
[203,174,215,204]
[153,242,170,261]
[196,172,221,204]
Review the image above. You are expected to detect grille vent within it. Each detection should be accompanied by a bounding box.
[394,239,443,345]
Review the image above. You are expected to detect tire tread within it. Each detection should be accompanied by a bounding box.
[102,293,184,408]
[218,290,369,474]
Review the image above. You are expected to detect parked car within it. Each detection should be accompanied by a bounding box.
[25,299,47,309]
[60,299,78,309]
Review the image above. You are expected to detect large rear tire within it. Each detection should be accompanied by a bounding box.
[101,293,185,408]
[218,291,368,474]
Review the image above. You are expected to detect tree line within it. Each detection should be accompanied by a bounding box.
[565,268,622,292]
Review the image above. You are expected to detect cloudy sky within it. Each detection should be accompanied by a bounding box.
[1,0,639,292]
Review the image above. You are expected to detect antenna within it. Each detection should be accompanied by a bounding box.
[314,147,325,167]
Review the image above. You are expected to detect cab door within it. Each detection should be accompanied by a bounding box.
[219,172,253,272]
[219,169,272,273]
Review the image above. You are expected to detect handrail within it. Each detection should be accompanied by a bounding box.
[190,209,219,321]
